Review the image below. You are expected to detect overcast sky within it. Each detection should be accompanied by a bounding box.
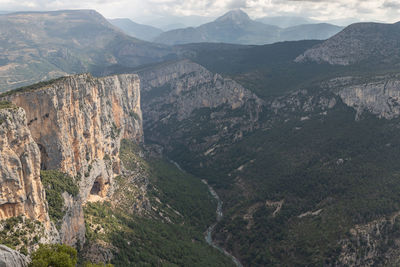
[0,0,399,26]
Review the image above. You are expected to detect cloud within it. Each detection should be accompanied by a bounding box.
[227,0,248,9]
[382,0,400,9]
[0,0,398,24]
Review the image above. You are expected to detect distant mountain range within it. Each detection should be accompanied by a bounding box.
[0,10,173,91]
[152,10,343,45]
[255,16,317,28]
[109,18,163,41]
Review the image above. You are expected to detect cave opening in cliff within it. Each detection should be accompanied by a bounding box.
[37,143,48,170]
[90,176,109,198]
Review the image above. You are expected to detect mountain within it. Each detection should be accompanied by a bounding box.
[153,9,342,45]
[154,9,280,45]
[296,21,400,65]
[109,18,163,41]
[280,23,343,41]
[256,15,316,28]
[0,10,173,91]
[144,15,213,30]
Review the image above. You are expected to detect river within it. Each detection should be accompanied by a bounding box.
[201,179,243,267]
[169,159,243,266]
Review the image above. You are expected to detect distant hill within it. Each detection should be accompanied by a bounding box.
[0,10,173,91]
[153,9,342,45]
[296,21,400,65]
[280,23,343,41]
[109,18,163,41]
[256,16,316,28]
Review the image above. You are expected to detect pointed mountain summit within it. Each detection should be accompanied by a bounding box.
[153,9,342,45]
[215,9,251,24]
[153,9,279,45]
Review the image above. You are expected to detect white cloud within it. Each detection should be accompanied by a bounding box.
[0,0,398,24]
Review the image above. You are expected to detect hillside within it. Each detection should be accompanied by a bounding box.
[296,21,400,65]
[0,10,173,91]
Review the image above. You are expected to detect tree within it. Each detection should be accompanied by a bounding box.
[30,244,77,267]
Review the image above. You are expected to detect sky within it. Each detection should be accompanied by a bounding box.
[0,0,399,27]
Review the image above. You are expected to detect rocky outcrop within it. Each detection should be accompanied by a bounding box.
[3,73,142,246]
[336,79,400,120]
[0,245,28,267]
[336,212,400,266]
[140,60,262,120]
[295,22,400,65]
[0,105,50,226]
[138,59,263,154]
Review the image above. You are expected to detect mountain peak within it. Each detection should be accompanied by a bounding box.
[215,9,251,23]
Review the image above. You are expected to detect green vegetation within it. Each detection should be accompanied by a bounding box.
[0,100,16,110]
[0,77,66,97]
[110,123,121,139]
[183,41,400,99]
[85,201,233,266]
[30,244,77,267]
[128,111,140,121]
[119,139,145,171]
[138,41,400,265]
[0,216,43,254]
[83,263,114,267]
[83,139,233,266]
[164,100,400,265]
[40,170,79,224]
[148,159,216,229]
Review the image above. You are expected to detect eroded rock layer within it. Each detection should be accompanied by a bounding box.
[0,106,49,224]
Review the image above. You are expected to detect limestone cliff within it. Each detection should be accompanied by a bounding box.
[138,59,263,157]
[315,75,400,120]
[0,105,49,225]
[2,73,142,245]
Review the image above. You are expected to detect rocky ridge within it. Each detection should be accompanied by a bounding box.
[295,22,400,65]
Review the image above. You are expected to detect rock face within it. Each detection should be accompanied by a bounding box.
[295,22,400,65]
[317,76,400,120]
[0,245,28,267]
[138,59,263,159]
[3,73,142,245]
[140,60,262,121]
[0,106,49,225]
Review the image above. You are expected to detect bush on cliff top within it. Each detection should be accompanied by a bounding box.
[30,244,77,267]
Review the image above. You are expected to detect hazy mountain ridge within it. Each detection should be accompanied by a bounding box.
[109,18,163,41]
[153,9,342,45]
